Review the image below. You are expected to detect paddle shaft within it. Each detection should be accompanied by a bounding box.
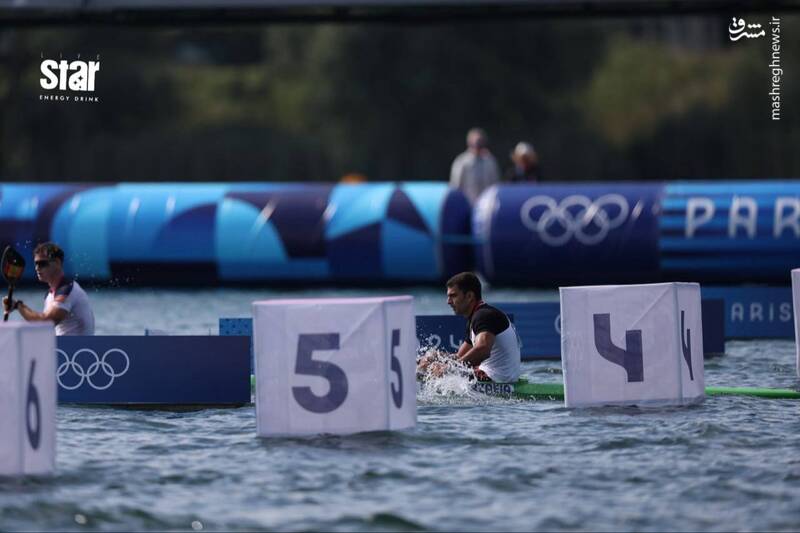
[2,245,26,322]
[3,284,13,322]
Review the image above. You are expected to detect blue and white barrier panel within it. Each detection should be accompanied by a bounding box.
[56,336,250,405]
[222,301,725,362]
[496,300,724,358]
[702,286,794,339]
[221,315,519,363]
[207,289,800,344]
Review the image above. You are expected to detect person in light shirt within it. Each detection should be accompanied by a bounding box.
[3,242,95,336]
[418,271,520,383]
[449,127,501,204]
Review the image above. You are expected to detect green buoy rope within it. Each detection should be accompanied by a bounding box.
[705,386,800,399]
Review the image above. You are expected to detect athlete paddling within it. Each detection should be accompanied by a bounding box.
[3,242,95,336]
[418,272,521,383]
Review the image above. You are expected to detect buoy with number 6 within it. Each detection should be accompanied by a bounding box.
[0,322,56,476]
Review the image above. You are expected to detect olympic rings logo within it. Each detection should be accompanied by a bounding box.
[56,348,130,391]
[423,334,461,351]
[520,194,630,246]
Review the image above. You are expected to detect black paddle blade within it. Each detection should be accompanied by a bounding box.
[1,245,25,284]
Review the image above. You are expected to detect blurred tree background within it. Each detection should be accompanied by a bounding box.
[0,14,797,182]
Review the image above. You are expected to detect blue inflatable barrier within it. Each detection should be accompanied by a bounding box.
[2,181,798,285]
[56,336,251,405]
[661,182,800,283]
[0,182,471,284]
[473,183,663,285]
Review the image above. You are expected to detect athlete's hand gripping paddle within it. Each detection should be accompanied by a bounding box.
[2,246,25,322]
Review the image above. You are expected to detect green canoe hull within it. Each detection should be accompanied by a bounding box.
[478,380,800,400]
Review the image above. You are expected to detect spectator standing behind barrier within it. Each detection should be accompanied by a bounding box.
[505,142,540,182]
[449,127,501,203]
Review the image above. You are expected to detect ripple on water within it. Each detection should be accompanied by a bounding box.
[287,512,427,533]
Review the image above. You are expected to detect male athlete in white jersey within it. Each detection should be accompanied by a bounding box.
[418,271,520,382]
[3,242,95,336]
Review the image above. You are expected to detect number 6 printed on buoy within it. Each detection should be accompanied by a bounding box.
[0,323,56,476]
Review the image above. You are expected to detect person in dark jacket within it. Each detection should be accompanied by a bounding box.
[504,141,540,182]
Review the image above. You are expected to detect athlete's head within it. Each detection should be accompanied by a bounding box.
[33,242,65,284]
[446,272,482,316]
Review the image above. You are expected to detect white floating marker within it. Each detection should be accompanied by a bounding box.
[792,268,799,378]
[560,282,705,408]
[253,296,417,437]
[0,323,56,475]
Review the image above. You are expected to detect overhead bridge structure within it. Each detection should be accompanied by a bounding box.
[2,0,799,25]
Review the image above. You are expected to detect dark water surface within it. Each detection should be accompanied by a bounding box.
[1,288,799,531]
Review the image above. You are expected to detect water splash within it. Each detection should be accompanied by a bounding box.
[415,348,515,405]
[416,347,474,403]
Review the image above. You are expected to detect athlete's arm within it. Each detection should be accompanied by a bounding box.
[458,331,495,367]
[455,341,472,359]
[15,301,67,325]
